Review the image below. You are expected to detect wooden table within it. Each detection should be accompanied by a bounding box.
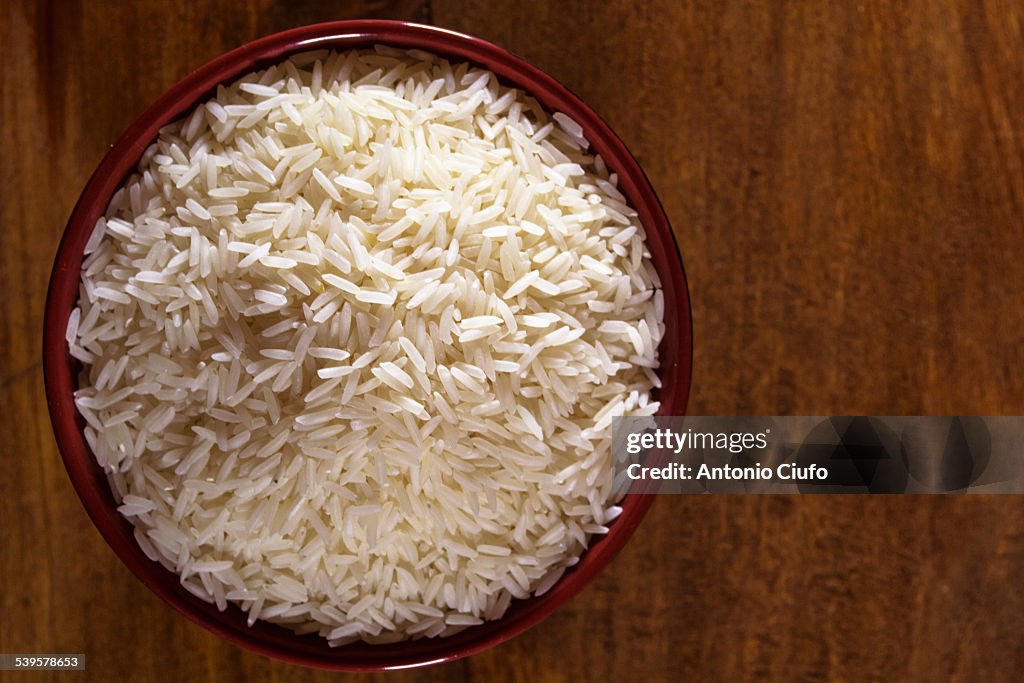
[3,1,1024,680]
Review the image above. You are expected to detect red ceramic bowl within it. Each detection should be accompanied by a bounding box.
[43,20,692,671]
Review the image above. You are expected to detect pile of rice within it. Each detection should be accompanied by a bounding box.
[69,47,664,644]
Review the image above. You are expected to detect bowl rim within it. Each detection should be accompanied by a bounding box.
[42,19,693,671]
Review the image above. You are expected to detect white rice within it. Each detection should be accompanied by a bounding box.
[70,47,664,645]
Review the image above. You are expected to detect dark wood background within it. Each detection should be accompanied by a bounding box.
[3,1,1024,680]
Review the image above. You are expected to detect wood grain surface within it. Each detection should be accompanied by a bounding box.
[3,1,1024,680]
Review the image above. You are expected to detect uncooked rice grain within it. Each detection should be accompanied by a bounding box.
[70,47,664,645]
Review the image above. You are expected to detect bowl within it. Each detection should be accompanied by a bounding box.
[42,20,692,671]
